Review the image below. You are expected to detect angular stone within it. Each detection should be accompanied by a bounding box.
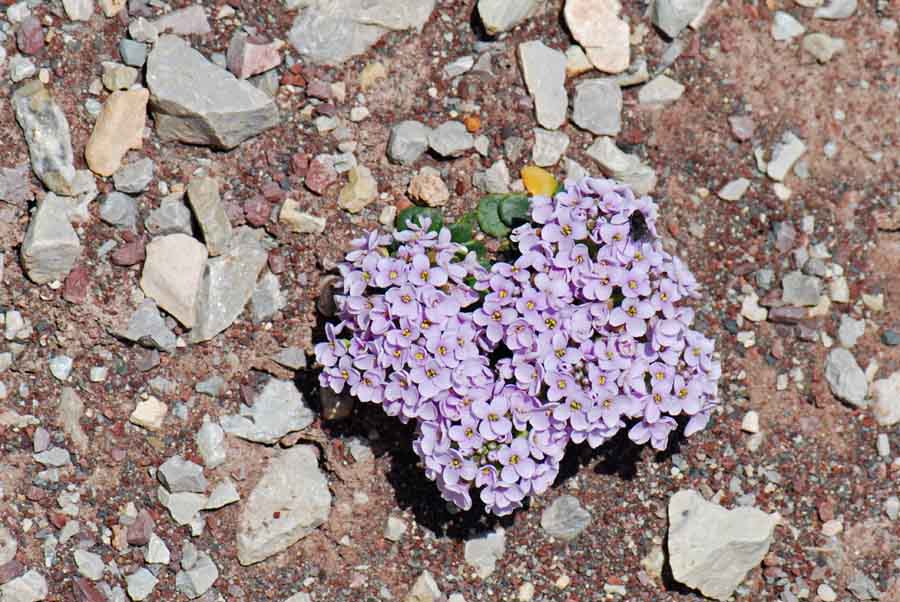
[717,178,750,201]
[12,81,79,196]
[63,0,94,21]
[9,55,37,83]
[85,88,148,177]
[279,199,326,234]
[428,121,474,158]
[305,155,337,194]
[518,41,567,130]
[767,132,806,181]
[119,39,148,68]
[837,314,864,348]
[586,137,657,194]
[157,487,207,526]
[406,572,441,602]
[196,420,226,468]
[74,550,104,581]
[825,348,867,407]
[159,455,208,494]
[175,552,218,599]
[145,197,193,236]
[145,534,170,565]
[221,378,314,444]
[572,78,622,135]
[129,17,159,43]
[99,192,137,229]
[250,271,285,323]
[771,11,806,41]
[141,233,208,328]
[388,121,431,165]
[463,530,505,578]
[814,0,856,19]
[227,32,283,79]
[98,0,126,17]
[541,495,592,540]
[408,166,449,207]
[113,158,154,194]
[477,0,542,34]
[638,74,685,106]
[653,0,707,38]
[191,227,268,342]
[802,33,846,63]
[126,510,154,546]
[152,4,211,35]
[21,193,81,284]
[130,396,167,431]
[338,165,378,213]
[1,570,48,602]
[531,128,569,167]
[101,62,139,91]
[187,176,232,256]
[473,160,511,194]
[34,446,70,467]
[147,35,279,149]
[205,479,240,510]
[17,17,43,55]
[781,271,821,307]
[58,387,88,454]
[237,445,331,565]
[565,0,630,73]
[871,371,900,426]
[288,0,435,65]
[667,490,779,601]
[125,569,157,601]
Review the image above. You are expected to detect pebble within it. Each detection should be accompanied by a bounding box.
[387,121,433,166]
[824,348,868,407]
[74,549,104,581]
[85,88,149,177]
[101,62,138,93]
[408,166,450,207]
[122,299,177,353]
[89,367,107,382]
[428,121,474,158]
[119,39,148,68]
[443,55,475,79]
[477,0,541,33]
[565,45,593,78]
[638,74,685,106]
[572,78,622,135]
[406,571,442,602]
[7,2,31,23]
[196,419,227,468]
[63,0,94,21]
[586,137,657,194]
[147,35,279,149]
[821,519,842,536]
[771,11,806,40]
[653,0,707,38]
[129,17,159,43]
[518,583,535,602]
[129,396,168,431]
[227,32,283,79]
[384,516,407,542]
[862,293,884,312]
[306,154,338,194]
[1,571,48,602]
[17,17,43,55]
[667,489,779,601]
[532,128,570,167]
[21,193,82,285]
[145,196,193,236]
[881,330,900,346]
[159,455,208,494]
[885,497,899,521]
[741,411,760,434]
[34,446,71,467]
[237,445,331,565]
[829,276,850,303]
[802,33,846,63]
[113,158,154,194]
[9,55,37,83]
[837,314,865,348]
[729,114,755,141]
[781,271,822,306]
[349,106,370,122]
[767,132,806,181]
[718,178,750,201]
[152,4,211,35]
[814,0,856,19]
[98,0,125,17]
[221,378,314,444]
[564,0,630,73]
[175,551,218,598]
[205,479,240,509]
[187,175,233,257]
[251,271,285,324]
[0,526,17,565]
[140,233,208,328]
[518,41,567,130]
[871,372,900,426]
[99,192,138,229]
[279,199,326,234]
[157,488,207,528]
[126,568,157,601]
[145,534,170,565]
[463,530,505,578]
[541,495,592,540]
[817,584,837,602]
[876,433,890,457]
[740,292,767,322]
[338,165,379,213]
[48,356,73,381]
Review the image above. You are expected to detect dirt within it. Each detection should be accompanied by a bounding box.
[1,0,898,601]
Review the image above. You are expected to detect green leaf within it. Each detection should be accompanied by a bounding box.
[476,195,510,238]
[498,194,530,228]
[395,206,443,232]
[449,211,476,243]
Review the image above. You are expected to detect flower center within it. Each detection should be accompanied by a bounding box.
[597,375,606,385]
[656,371,665,380]
[438,345,447,355]
[555,348,565,358]
[545,318,557,329]
[465,427,474,437]
[526,301,535,310]
[509,454,519,465]
[451,458,461,468]
[488,413,499,422]
[426,368,437,378]
[341,370,349,379]
[678,388,688,398]
[389,270,398,279]
[661,292,668,301]
[556,380,567,390]
[562,224,572,236]
[628,280,638,289]
[627,306,637,317]
[415,352,425,361]
[603,399,612,408]
[499,290,507,298]
[362,272,371,281]
[420,271,429,281]
[569,400,581,410]
[492,311,502,321]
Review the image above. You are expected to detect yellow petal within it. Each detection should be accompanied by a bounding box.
[521,166,558,197]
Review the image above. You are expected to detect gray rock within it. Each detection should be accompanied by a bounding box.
[771,11,806,40]
[145,534,170,565]
[58,387,88,453]
[49,355,73,381]
[871,371,900,426]
[638,75,685,106]
[477,0,542,33]
[0,526,17,565]
[532,128,570,167]
[21,193,82,284]
[802,257,827,277]
[610,58,650,87]
[187,176,232,257]
[767,132,806,181]
[62,0,93,20]
[667,489,779,601]
[152,4,211,35]
[145,196,193,236]
[9,55,37,83]
[147,35,279,149]
[236,445,331,565]
[157,487,208,526]
[781,270,821,306]
[407,571,442,602]
[251,271,285,323]
[74,549,105,581]
[159,455,208,493]
[837,314,865,348]
[0,163,34,205]
[463,530,505,578]
[221,378,314,444]
[12,81,80,196]
[250,69,281,98]
[288,0,435,65]
[653,0,707,38]
[175,552,218,599]
[99,192,138,229]
[815,0,856,19]
[473,160,510,194]
[443,55,475,79]
[572,78,622,135]
[119,39,148,67]
[140,233,208,328]
[384,516,407,542]
[125,568,157,601]
[122,299,177,353]
[428,121,474,158]
[846,571,880,601]
[205,478,240,509]
[803,33,846,63]
[825,348,867,407]
[540,495,591,540]
[113,158,155,194]
[586,137,657,194]
[129,17,158,43]
[195,375,225,396]
[191,227,268,342]
[0,570,48,602]
[196,419,227,468]
[717,178,750,201]
[272,347,307,370]
[387,121,431,165]
[518,40,567,130]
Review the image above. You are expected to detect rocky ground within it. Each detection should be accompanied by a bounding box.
[0,0,899,601]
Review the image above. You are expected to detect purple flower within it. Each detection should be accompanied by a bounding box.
[628,417,677,450]
[409,253,448,288]
[609,298,654,338]
[473,396,512,440]
[498,438,536,483]
[410,360,452,399]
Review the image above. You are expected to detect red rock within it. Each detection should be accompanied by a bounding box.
[73,578,106,602]
[306,79,331,100]
[226,32,283,79]
[290,153,309,176]
[305,155,336,195]
[16,17,43,55]
[243,195,271,227]
[63,265,90,304]
[280,72,306,87]
[261,182,284,202]
[126,509,154,546]
[26,486,45,501]
[110,239,145,266]
[768,306,807,324]
[48,511,68,529]
[267,249,286,274]
[315,103,337,117]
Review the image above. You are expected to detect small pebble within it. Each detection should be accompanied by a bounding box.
[741,411,760,434]
[821,519,842,536]
[876,433,890,458]
[817,584,837,602]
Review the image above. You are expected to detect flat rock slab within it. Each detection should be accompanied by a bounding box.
[572,78,622,135]
[237,445,331,565]
[477,0,542,34]
[85,88,148,177]
[518,40,567,130]
[147,35,279,149]
[668,489,779,601]
[220,378,314,444]
[564,0,629,73]
[140,233,208,328]
[187,176,232,256]
[586,137,657,195]
[825,347,867,407]
[21,193,82,284]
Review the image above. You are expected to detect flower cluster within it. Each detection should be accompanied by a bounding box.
[316,177,721,515]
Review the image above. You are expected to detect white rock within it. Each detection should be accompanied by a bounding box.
[518,41,567,130]
[718,178,750,201]
[532,128,570,167]
[157,487,208,526]
[0,570,48,602]
[477,0,542,34]
[175,551,218,599]
[406,571,442,602]
[740,293,767,322]
[205,479,240,510]
[586,137,657,194]
[871,372,900,426]
[196,419,227,468]
[771,11,806,41]
[638,75,685,106]
[741,411,760,434]
[63,0,94,21]
[463,530,505,578]
[564,0,629,73]
[824,348,868,407]
[815,0,856,19]
[384,516,407,542]
[653,0,707,38]
[220,378,314,444]
[572,78,622,135]
[140,233,208,328]
[145,534,171,564]
[667,490,779,601]
[74,549,105,581]
[803,32,846,63]
[129,396,168,431]
[767,132,806,181]
[126,568,157,601]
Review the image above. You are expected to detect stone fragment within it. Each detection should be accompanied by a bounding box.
[119,39,148,68]
[740,293,767,322]
[227,32,283,79]
[125,569,157,601]
[532,128,569,167]
[279,199,326,234]
[157,487,207,526]
[565,0,629,73]
[129,17,158,43]
[837,314,864,348]
[741,411,760,434]
[196,420,227,468]
[338,166,378,213]
[387,121,430,163]
[145,197,193,236]
[0,570,48,602]
[428,121,475,158]
[586,137,657,194]
[187,176,232,256]
[572,79,622,135]
[159,455,208,494]
[771,11,806,40]
[152,4,211,35]
[205,479,240,509]
[717,178,750,201]
[802,33,846,63]
[101,62,138,91]
[145,534,170,564]
[565,45,594,78]
[767,132,806,181]
[473,160,510,194]
[49,356,74,381]
[113,158,154,194]
[305,155,337,194]
[288,0,435,65]
[74,550,104,581]
[871,372,900,426]
[21,193,81,284]
[85,88,148,177]
[237,445,331,565]
[464,530,505,578]
[825,348,867,407]
[667,489,779,601]
[34,446,70,467]
[99,192,137,229]
[477,0,542,33]
[130,397,167,431]
[147,35,279,149]
[408,166,449,207]
[63,0,94,21]
[9,55,37,83]
[175,552,218,599]
[407,571,441,602]
[250,272,285,323]
[653,0,707,38]
[57,387,88,453]
[221,378,314,444]
[12,81,79,195]
[140,233,208,328]
[780,271,821,306]
[384,516,407,542]
[0,164,33,205]
[638,75,685,106]
[17,17,43,55]
[126,510,154,546]
[541,495,592,541]
[518,41,567,130]
[98,0,126,17]
[814,0,856,19]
